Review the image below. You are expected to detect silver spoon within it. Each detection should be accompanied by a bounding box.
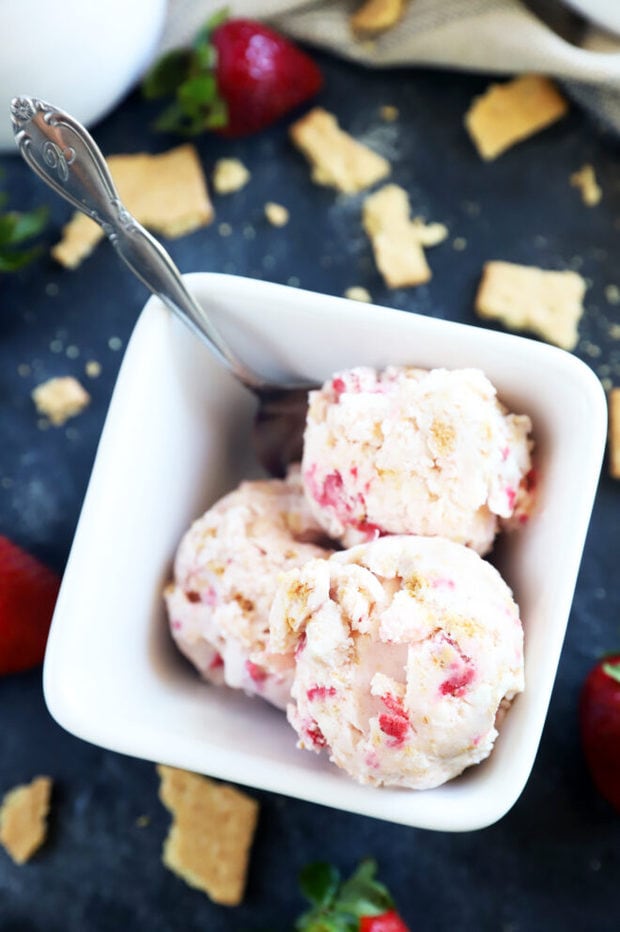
[10,96,311,476]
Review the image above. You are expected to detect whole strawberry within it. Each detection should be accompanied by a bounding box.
[296,860,410,931]
[0,536,61,675]
[143,11,323,138]
[580,653,620,813]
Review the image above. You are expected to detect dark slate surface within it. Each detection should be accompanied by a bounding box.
[1,52,619,931]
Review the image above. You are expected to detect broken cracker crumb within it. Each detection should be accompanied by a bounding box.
[85,360,102,378]
[0,777,52,865]
[379,105,399,122]
[157,765,258,907]
[31,376,90,426]
[290,107,390,195]
[464,75,569,161]
[452,237,467,251]
[264,202,289,227]
[345,286,372,302]
[475,260,586,350]
[52,145,214,268]
[608,389,620,479]
[570,164,602,207]
[605,285,620,306]
[212,158,251,195]
[363,184,447,288]
[350,0,407,36]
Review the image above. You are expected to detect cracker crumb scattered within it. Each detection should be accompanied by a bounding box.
[85,360,102,378]
[157,765,258,906]
[452,237,467,251]
[0,777,52,865]
[608,323,620,340]
[212,158,251,195]
[52,145,214,268]
[135,814,150,828]
[464,75,569,161]
[570,164,602,207]
[605,285,620,306]
[350,0,407,36]
[475,260,586,350]
[345,286,372,302]
[31,376,91,426]
[379,105,399,122]
[362,184,447,288]
[608,388,620,479]
[264,202,289,227]
[290,107,391,194]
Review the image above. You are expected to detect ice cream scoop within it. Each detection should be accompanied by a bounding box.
[269,535,524,789]
[165,467,334,708]
[302,366,534,554]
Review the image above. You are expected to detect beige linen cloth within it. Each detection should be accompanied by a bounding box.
[162,0,620,133]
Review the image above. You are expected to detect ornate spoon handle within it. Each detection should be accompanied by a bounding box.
[10,96,264,388]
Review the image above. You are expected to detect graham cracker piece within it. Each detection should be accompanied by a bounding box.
[608,389,620,479]
[465,75,569,161]
[157,765,258,906]
[290,107,390,194]
[52,145,214,268]
[350,0,407,36]
[0,776,52,864]
[212,158,251,194]
[264,202,289,227]
[475,260,586,350]
[362,184,448,288]
[32,375,91,426]
[570,164,602,207]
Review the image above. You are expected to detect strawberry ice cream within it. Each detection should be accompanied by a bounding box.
[164,467,333,709]
[301,366,534,554]
[269,535,524,789]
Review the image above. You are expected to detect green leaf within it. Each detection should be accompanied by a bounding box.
[142,7,230,137]
[193,6,229,50]
[4,206,47,244]
[193,40,217,72]
[142,49,192,99]
[178,74,217,115]
[0,201,47,273]
[336,860,394,919]
[295,909,358,932]
[602,659,620,684]
[299,862,341,908]
[152,101,193,135]
[0,244,42,272]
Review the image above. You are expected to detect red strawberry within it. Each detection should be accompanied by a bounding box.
[211,18,323,137]
[579,653,620,812]
[360,909,410,931]
[143,13,323,138]
[0,536,61,675]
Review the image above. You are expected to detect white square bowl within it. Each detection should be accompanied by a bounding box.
[43,272,607,832]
